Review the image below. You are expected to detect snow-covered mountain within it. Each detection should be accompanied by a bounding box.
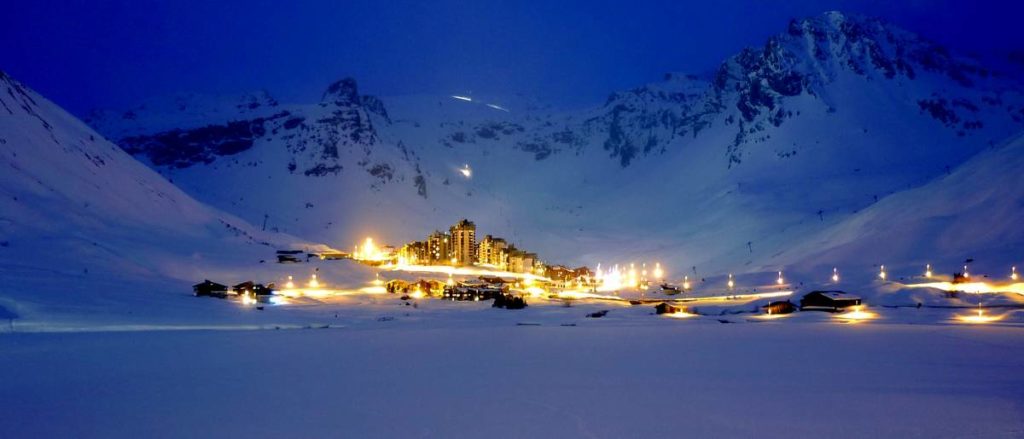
[0,70,314,317]
[86,11,1024,274]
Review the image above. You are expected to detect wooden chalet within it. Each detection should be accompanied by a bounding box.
[799,291,862,312]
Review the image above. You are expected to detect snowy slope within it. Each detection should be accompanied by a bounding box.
[87,11,1024,275]
[0,71,320,320]
[779,131,1024,274]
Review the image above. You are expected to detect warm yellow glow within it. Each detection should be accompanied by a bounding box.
[523,286,546,297]
[353,237,391,262]
[957,308,1003,324]
[832,267,839,283]
[653,263,664,280]
[241,295,256,305]
[381,262,549,282]
[594,264,625,292]
[459,164,472,178]
[555,290,621,301]
[308,273,320,289]
[836,306,876,322]
[727,274,734,289]
[925,264,932,278]
[682,275,690,290]
[1012,266,1019,281]
[879,265,887,280]
[754,312,790,320]
[285,275,295,289]
[410,288,425,299]
[963,265,970,278]
[371,273,384,286]
[663,311,698,319]
[358,286,387,294]
[905,281,1024,295]
[776,271,784,285]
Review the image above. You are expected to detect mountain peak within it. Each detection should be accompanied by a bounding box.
[321,77,360,107]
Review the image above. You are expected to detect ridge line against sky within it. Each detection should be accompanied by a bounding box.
[2,0,1022,115]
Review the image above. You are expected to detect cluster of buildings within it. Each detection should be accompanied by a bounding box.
[397,219,542,274]
[395,219,592,284]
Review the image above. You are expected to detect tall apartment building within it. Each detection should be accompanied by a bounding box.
[449,219,477,266]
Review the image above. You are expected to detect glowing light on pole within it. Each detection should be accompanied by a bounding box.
[653,263,664,281]
[879,265,887,280]
[285,275,295,289]
[925,264,932,278]
[1012,266,1019,281]
[776,271,784,285]
[963,265,970,279]
[682,275,690,290]
[832,267,840,283]
[727,274,734,290]
[308,273,320,288]
[459,164,472,178]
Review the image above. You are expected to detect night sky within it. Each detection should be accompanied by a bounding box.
[3,0,1021,115]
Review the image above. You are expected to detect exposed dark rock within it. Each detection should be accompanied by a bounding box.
[303,163,342,176]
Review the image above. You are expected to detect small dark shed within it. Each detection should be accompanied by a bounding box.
[763,300,796,315]
[799,291,861,312]
[193,280,228,297]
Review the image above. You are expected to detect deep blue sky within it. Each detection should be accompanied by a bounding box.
[3,0,1021,115]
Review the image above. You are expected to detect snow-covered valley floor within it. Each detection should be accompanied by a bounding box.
[2,298,1023,438]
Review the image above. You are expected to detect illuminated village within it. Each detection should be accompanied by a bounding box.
[187,218,1024,327]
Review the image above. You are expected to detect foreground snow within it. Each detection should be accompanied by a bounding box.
[1,317,1022,438]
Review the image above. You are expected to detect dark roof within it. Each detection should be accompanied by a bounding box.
[452,219,476,229]
[805,290,861,301]
[193,280,227,290]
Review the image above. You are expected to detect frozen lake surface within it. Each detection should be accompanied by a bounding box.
[2,317,1022,438]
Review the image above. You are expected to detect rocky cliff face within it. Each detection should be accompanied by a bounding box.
[89,76,417,187]
[438,11,1022,168]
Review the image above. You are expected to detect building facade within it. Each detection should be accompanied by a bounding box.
[426,231,451,265]
[449,219,477,266]
[477,235,508,269]
[398,241,427,265]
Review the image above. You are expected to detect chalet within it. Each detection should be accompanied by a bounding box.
[233,281,257,295]
[478,275,514,286]
[276,250,303,263]
[414,279,445,296]
[799,291,862,312]
[193,280,229,298]
[233,281,274,301]
[386,279,411,294]
[763,300,796,315]
[655,302,686,315]
[660,283,682,295]
[443,281,504,301]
